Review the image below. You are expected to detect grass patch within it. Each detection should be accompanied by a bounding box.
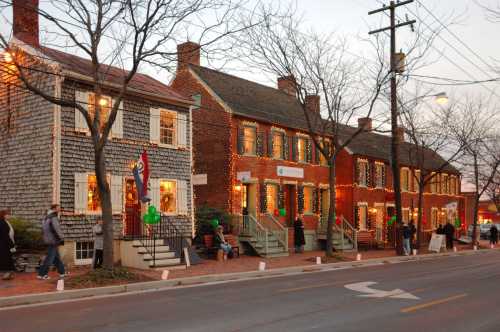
[65,267,154,289]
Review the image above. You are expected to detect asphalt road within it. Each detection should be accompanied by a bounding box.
[2,251,500,332]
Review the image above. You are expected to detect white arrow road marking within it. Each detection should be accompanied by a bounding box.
[345,281,420,300]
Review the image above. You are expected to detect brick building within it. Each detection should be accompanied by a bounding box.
[0,0,194,267]
[172,42,465,256]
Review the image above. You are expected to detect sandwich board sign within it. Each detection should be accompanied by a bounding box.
[428,234,446,253]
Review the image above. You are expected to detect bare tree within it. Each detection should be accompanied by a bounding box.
[448,98,500,245]
[0,0,265,269]
[399,93,472,248]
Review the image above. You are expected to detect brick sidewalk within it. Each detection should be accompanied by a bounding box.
[0,241,490,298]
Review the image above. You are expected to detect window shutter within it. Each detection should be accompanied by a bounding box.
[237,127,245,155]
[256,131,265,157]
[267,132,274,157]
[177,180,188,215]
[382,164,387,188]
[75,91,89,132]
[297,185,304,214]
[313,188,319,214]
[111,175,123,214]
[283,135,290,160]
[177,112,187,147]
[278,185,285,209]
[355,160,360,184]
[367,162,372,187]
[150,179,160,210]
[150,108,160,144]
[314,144,320,165]
[292,137,298,162]
[74,173,87,214]
[260,183,267,213]
[354,206,359,229]
[111,99,123,138]
[306,139,313,163]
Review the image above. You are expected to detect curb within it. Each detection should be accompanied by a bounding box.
[1,248,497,308]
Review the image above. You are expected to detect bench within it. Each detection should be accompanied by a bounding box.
[203,234,239,260]
[357,230,377,250]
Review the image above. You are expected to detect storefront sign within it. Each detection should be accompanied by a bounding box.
[428,234,445,253]
[192,174,207,185]
[277,166,304,179]
[237,171,251,182]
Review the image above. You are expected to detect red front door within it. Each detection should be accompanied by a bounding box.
[124,179,141,237]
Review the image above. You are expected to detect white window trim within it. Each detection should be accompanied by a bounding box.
[271,130,285,160]
[296,136,307,163]
[400,167,410,192]
[357,160,369,188]
[74,241,94,265]
[159,178,178,216]
[374,162,385,188]
[303,185,315,215]
[85,173,111,216]
[357,202,368,230]
[242,125,258,156]
[402,207,410,223]
[158,109,178,149]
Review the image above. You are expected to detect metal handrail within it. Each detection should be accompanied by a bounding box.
[261,214,289,252]
[242,215,269,254]
[318,215,358,251]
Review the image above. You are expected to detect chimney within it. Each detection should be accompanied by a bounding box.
[396,127,405,142]
[177,41,200,72]
[358,117,372,131]
[13,0,39,46]
[277,75,296,96]
[305,95,320,114]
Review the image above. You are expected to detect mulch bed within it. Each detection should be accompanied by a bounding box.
[64,268,155,289]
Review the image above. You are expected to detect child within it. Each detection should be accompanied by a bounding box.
[93,219,104,269]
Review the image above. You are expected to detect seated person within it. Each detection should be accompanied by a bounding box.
[213,226,233,260]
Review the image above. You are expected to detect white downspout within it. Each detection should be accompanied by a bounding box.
[52,70,62,205]
[189,105,195,239]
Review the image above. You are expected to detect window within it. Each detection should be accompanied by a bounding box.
[75,241,94,265]
[402,208,410,223]
[401,168,410,191]
[358,160,368,186]
[160,180,177,214]
[160,110,176,146]
[244,126,257,155]
[266,184,278,214]
[358,205,368,230]
[375,163,385,188]
[303,187,314,214]
[88,94,111,132]
[414,170,421,192]
[442,174,449,194]
[272,132,284,159]
[297,137,306,162]
[430,172,438,193]
[319,140,330,166]
[87,174,101,212]
[431,208,439,229]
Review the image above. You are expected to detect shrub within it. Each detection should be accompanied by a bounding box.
[8,217,44,251]
[195,205,231,238]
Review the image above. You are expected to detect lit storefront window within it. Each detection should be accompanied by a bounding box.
[266,184,278,214]
[160,180,176,213]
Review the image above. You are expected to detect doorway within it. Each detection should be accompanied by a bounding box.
[284,185,296,226]
[242,183,256,216]
[124,178,140,237]
[375,204,384,242]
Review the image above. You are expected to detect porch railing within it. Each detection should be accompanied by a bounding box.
[125,211,185,267]
[241,215,269,254]
[318,215,358,251]
[260,214,289,252]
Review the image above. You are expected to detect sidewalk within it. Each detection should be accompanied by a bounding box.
[0,241,490,299]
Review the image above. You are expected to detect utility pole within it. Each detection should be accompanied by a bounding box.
[368,0,416,256]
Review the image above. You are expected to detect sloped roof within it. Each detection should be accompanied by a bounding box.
[190,65,458,173]
[37,46,191,105]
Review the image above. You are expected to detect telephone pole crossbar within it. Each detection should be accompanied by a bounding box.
[368,0,416,256]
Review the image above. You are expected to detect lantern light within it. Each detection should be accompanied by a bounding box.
[3,52,13,63]
[234,184,242,192]
[434,92,448,105]
[98,98,108,107]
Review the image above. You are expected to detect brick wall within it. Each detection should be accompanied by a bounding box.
[59,80,193,240]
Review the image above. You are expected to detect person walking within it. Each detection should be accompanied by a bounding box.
[490,224,498,246]
[37,204,65,280]
[402,223,412,256]
[294,214,306,253]
[93,218,104,269]
[409,220,417,249]
[443,221,455,250]
[0,210,16,280]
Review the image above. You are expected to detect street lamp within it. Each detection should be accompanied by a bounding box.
[434,92,448,105]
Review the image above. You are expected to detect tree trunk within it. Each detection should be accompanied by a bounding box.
[416,182,424,249]
[95,147,114,269]
[326,159,337,257]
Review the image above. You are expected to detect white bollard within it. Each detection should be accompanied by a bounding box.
[453,246,457,252]
[491,244,495,249]
[316,257,322,265]
[259,261,266,271]
[56,279,64,292]
[161,270,169,280]
[473,245,478,251]
[356,253,362,261]
[412,249,417,256]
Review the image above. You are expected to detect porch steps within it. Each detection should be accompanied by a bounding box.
[128,239,183,269]
[239,234,289,258]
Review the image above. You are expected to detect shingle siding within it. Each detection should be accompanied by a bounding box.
[0,74,55,223]
[59,81,193,240]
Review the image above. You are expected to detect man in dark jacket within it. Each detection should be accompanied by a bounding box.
[294,214,306,253]
[0,210,16,280]
[443,221,455,249]
[37,204,65,280]
[402,223,412,255]
[490,224,498,246]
